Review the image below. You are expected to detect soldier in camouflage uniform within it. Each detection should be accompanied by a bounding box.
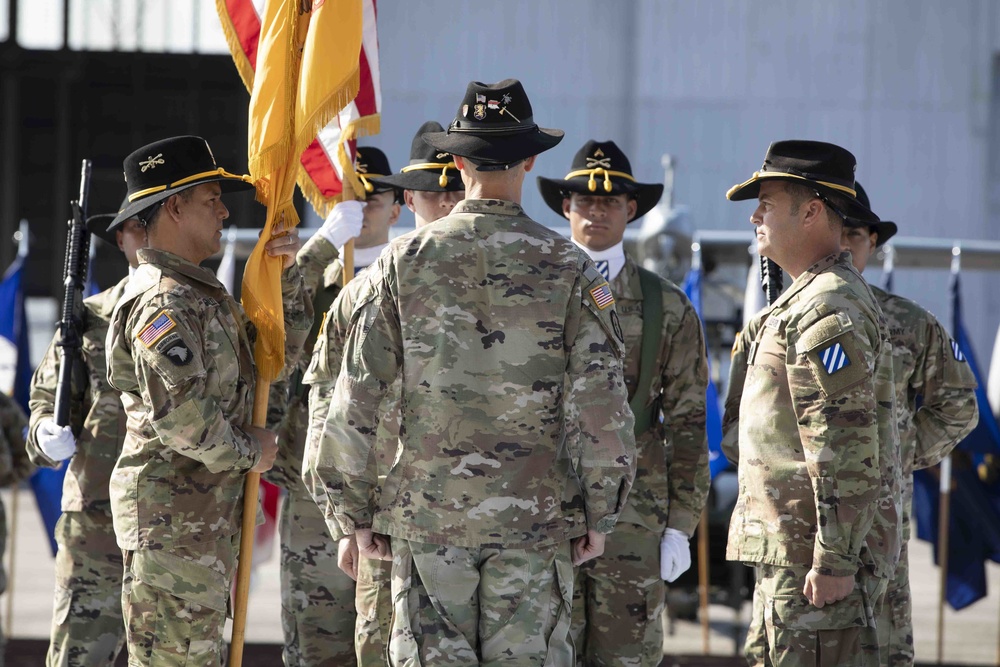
[264,146,402,666]
[841,182,978,667]
[297,121,464,667]
[304,80,637,666]
[722,141,902,667]
[104,136,310,665]
[537,140,710,667]
[0,391,34,665]
[27,204,146,666]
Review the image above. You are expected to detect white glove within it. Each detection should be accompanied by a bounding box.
[318,200,365,248]
[660,527,692,582]
[37,419,77,461]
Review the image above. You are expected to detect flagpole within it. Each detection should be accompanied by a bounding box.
[698,507,710,654]
[937,454,952,665]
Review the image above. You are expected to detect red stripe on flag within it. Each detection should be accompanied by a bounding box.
[300,137,343,200]
[223,0,262,69]
[355,46,376,118]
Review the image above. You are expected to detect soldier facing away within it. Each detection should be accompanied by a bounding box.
[841,182,978,667]
[722,140,902,667]
[537,139,710,667]
[27,202,145,667]
[306,79,637,666]
[263,145,402,666]
[300,119,465,667]
[104,135,311,664]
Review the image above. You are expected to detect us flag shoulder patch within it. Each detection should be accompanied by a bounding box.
[589,282,615,310]
[137,311,177,347]
[951,339,966,362]
[818,341,851,375]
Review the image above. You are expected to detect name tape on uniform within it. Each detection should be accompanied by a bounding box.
[137,311,177,348]
[589,282,615,310]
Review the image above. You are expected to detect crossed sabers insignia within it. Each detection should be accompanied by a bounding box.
[585,157,612,169]
[139,154,165,172]
[356,161,368,173]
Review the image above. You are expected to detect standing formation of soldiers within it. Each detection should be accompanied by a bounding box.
[13,76,980,667]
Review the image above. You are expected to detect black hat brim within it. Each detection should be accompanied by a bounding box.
[537,176,664,223]
[873,220,897,247]
[109,174,254,230]
[422,127,564,165]
[726,173,878,223]
[86,213,119,246]
[369,170,464,193]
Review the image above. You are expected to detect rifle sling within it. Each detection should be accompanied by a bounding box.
[629,267,663,436]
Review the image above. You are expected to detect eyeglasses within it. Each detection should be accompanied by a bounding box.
[812,190,847,222]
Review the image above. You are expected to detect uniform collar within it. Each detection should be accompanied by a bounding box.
[450,199,527,218]
[137,247,226,292]
[88,275,131,318]
[769,252,850,312]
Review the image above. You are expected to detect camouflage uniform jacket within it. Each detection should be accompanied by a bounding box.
[614,253,710,537]
[310,199,637,548]
[872,284,978,542]
[264,232,341,490]
[105,248,311,553]
[27,278,128,511]
[0,392,32,488]
[723,253,901,579]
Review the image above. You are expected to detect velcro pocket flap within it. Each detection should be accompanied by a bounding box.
[770,592,867,630]
[131,549,229,612]
[797,312,854,354]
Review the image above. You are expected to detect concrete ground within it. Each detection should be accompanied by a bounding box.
[4,486,1000,665]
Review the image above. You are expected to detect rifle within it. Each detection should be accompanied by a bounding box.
[759,255,783,307]
[53,159,92,426]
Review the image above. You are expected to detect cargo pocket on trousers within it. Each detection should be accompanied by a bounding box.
[131,549,229,613]
[387,543,420,666]
[542,552,575,667]
[52,585,73,626]
[765,593,867,666]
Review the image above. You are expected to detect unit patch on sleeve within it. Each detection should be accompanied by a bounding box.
[154,331,193,367]
[818,341,851,375]
[589,282,615,310]
[951,339,966,362]
[137,311,177,348]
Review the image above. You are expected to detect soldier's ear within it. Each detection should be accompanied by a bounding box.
[403,189,416,213]
[561,197,572,221]
[389,202,401,226]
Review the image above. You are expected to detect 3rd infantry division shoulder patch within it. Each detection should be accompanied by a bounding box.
[818,341,851,375]
[589,282,615,310]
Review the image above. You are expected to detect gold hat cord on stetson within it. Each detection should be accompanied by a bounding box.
[357,172,386,193]
[725,170,857,200]
[563,168,636,193]
[126,168,253,203]
[402,161,457,187]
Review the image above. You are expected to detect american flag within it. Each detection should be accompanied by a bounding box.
[590,283,615,310]
[137,312,175,346]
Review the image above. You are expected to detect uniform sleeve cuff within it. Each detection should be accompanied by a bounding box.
[591,514,620,535]
[667,507,700,537]
[812,550,858,577]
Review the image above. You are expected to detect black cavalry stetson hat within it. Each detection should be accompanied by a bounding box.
[109,135,254,231]
[726,140,879,223]
[422,79,563,170]
[537,140,664,223]
[354,146,402,203]
[368,121,465,193]
[87,196,132,246]
[852,181,898,247]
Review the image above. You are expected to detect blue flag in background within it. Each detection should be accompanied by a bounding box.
[912,270,1000,609]
[0,243,65,556]
[681,265,728,479]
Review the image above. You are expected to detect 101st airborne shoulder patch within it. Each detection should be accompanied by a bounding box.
[137,310,176,348]
[589,282,615,310]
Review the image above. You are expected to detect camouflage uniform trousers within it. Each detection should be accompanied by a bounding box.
[355,555,392,666]
[875,541,913,667]
[279,484,357,666]
[48,507,126,666]
[120,536,239,666]
[388,538,576,666]
[570,522,664,667]
[744,563,886,667]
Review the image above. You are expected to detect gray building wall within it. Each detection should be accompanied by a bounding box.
[361,0,1000,367]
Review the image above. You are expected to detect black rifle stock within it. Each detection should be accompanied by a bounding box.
[759,255,783,307]
[53,159,92,426]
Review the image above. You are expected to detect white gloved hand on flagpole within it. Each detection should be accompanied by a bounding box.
[660,527,692,582]
[318,200,365,249]
[37,419,77,461]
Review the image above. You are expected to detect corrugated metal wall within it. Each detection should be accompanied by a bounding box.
[363,0,1000,359]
